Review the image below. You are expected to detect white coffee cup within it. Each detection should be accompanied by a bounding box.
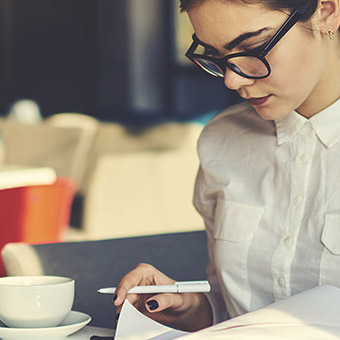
[0,276,75,328]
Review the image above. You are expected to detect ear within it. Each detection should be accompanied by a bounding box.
[317,0,340,31]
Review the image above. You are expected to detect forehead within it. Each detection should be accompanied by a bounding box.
[187,0,286,46]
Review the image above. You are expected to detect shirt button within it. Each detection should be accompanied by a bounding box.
[300,152,310,162]
[278,277,286,288]
[284,236,292,246]
[293,195,303,206]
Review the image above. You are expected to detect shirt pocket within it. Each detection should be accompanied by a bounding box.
[213,200,264,313]
[320,214,340,286]
[321,214,340,255]
[214,200,264,242]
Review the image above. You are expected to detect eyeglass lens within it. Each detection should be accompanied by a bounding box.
[192,52,269,79]
[227,56,269,78]
[193,58,224,77]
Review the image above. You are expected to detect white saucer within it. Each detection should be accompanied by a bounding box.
[0,311,91,340]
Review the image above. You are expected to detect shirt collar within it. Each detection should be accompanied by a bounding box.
[275,111,307,145]
[275,98,340,148]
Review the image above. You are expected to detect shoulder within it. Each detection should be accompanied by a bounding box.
[197,101,276,159]
[203,100,271,134]
[209,100,254,123]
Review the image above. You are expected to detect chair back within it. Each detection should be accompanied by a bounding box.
[0,177,75,276]
[1,121,93,191]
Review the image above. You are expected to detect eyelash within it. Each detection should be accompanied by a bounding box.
[203,47,220,57]
[243,41,268,53]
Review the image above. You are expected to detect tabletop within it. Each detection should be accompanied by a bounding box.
[69,325,115,339]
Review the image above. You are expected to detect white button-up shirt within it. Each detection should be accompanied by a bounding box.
[194,99,340,322]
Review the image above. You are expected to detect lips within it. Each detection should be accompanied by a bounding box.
[246,95,272,106]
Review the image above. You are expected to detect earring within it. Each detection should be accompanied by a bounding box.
[327,28,335,40]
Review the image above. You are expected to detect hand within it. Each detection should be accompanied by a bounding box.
[113,263,212,331]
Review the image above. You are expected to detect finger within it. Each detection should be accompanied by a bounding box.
[114,263,174,306]
[115,312,120,325]
[114,293,143,311]
[145,293,184,313]
[115,293,140,317]
[113,270,145,306]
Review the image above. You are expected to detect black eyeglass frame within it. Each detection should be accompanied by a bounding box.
[185,2,311,79]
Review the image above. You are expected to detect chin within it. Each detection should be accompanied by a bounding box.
[253,105,290,121]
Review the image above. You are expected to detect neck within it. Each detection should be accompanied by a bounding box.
[296,39,340,118]
[297,84,340,118]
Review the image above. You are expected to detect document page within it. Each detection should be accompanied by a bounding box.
[115,300,188,340]
[185,285,340,340]
[115,285,340,340]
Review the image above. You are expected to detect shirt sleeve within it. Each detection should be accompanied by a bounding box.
[194,165,229,324]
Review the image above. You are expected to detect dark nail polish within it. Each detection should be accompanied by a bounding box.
[113,294,117,302]
[147,300,159,311]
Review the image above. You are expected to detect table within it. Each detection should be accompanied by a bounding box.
[68,325,115,339]
[0,165,56,190]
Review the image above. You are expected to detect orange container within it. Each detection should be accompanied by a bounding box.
[0,177,75,276]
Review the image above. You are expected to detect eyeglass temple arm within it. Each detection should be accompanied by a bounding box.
[185,34,199,56]
[261,2,310,57]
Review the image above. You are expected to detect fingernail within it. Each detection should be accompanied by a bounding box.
[113,294,117,302]
[147,300,159,311]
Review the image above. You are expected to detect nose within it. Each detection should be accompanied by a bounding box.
[223,67,255,90]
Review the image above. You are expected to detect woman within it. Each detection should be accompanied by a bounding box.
[114,0,340,332]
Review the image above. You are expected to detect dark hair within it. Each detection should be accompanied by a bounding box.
[179,0,318,22]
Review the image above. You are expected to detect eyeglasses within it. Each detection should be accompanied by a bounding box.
[185,2,310,79]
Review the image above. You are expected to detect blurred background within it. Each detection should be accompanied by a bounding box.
[0,0,240,122]
[0,0,241,245]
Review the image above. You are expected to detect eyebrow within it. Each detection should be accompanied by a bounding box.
[196,27,271,51]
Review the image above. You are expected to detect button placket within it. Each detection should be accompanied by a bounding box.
[277,277,286,288]
[284,236,292,247]
[272,123,317,300]
[299,152,310,162]
[293,195,303,207]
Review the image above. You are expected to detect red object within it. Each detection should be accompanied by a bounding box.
[0,177,75,276]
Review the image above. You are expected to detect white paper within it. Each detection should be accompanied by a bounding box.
[185,285,340,340]
[115,285,340,340]
[115,300,188,340]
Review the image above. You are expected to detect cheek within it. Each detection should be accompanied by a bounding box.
[266,35,324,96]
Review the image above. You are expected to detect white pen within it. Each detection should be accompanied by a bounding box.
[97,280,210,294]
